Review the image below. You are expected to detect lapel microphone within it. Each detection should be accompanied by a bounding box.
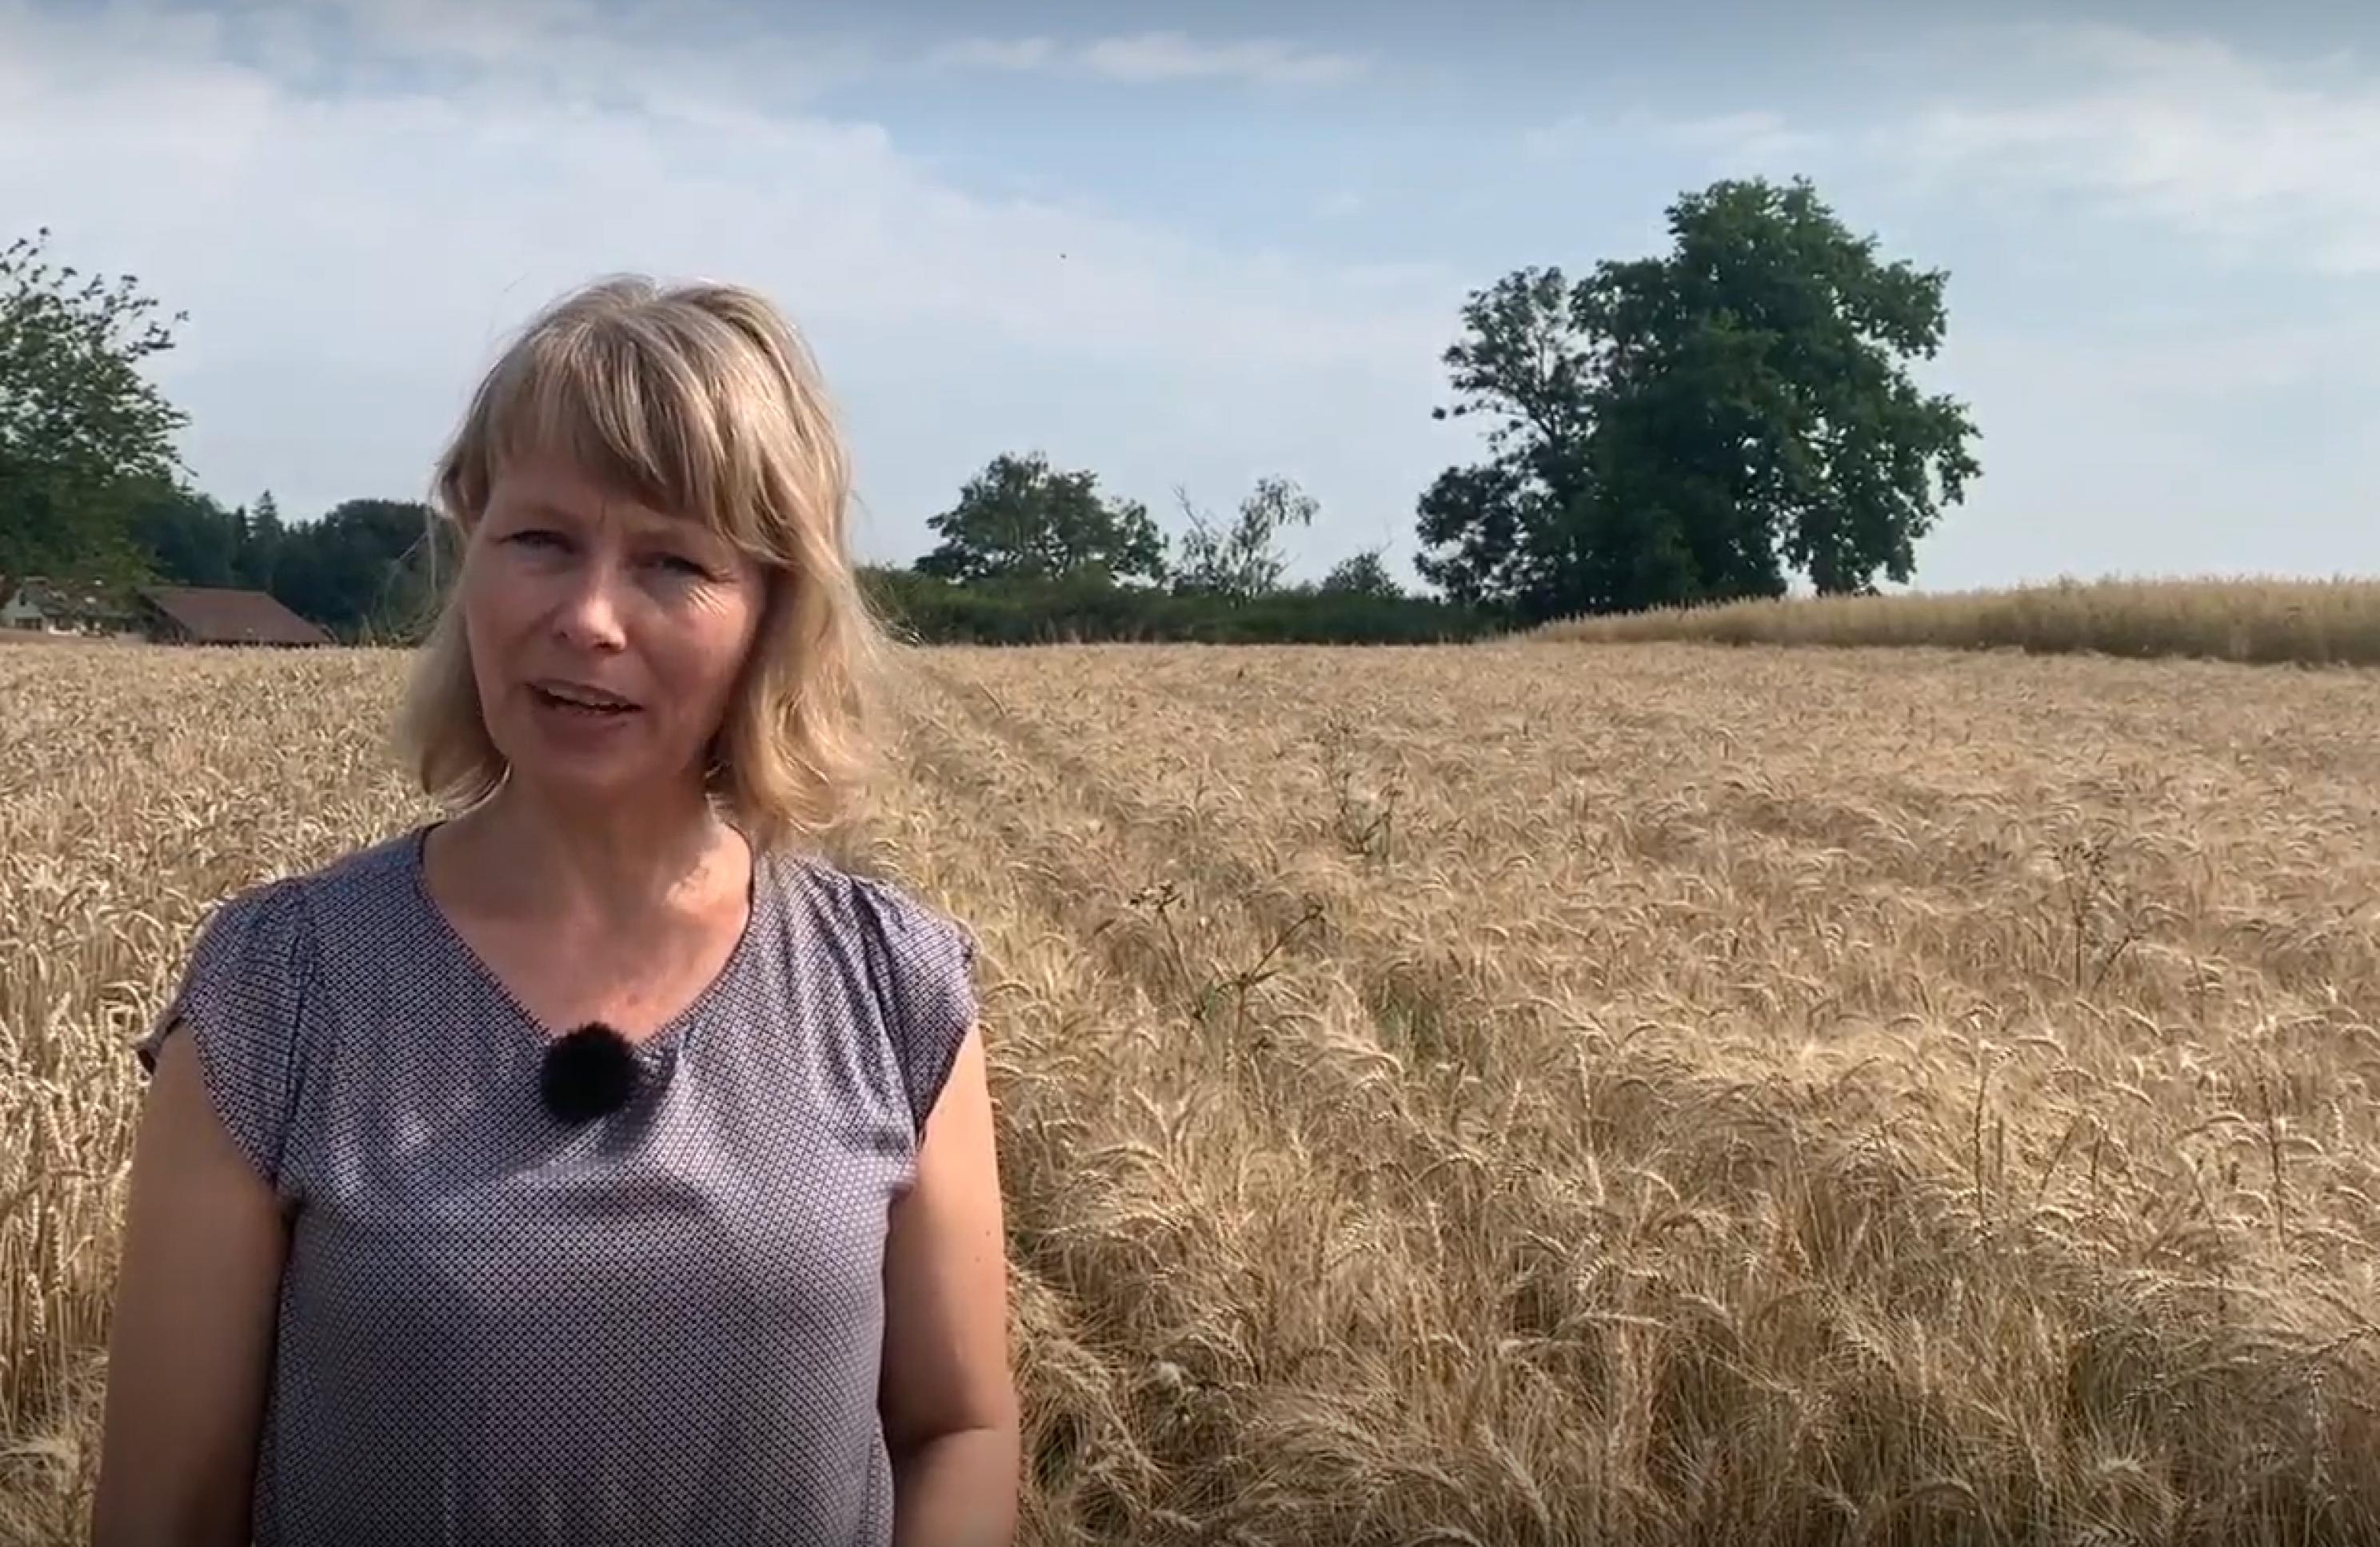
[541,1021,643,1125]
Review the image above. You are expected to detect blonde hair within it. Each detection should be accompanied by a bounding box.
[393,275,892,855]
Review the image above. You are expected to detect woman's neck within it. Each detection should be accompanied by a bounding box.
[449,779,748,930]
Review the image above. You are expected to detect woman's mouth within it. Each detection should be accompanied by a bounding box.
[529,680,641,717]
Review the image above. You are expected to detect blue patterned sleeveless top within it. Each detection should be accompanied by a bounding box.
[134,821,979,1546]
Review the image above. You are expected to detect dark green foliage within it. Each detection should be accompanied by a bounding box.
[0,228,190,590]
[863,567,1489,646]
[267,497,445,642]
[1319,548,1403,600]
[131,485,448,643]
[1417,177,1981,623]
[1414,461,1537,611]
[917,450,1168,586]
[237,490,286,592]
[125,480,242,588]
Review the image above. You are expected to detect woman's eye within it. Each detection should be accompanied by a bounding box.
[507,528,567,550]
[651,553,712,579]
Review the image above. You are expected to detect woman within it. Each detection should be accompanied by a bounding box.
[94,277,1019,1546]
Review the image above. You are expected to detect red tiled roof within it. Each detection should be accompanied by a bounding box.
[138,586,332,646]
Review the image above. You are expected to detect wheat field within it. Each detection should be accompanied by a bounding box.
[6,638,2380,1545]
[1535,576,2380,666]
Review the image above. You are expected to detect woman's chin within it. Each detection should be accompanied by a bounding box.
[499,744,676,807]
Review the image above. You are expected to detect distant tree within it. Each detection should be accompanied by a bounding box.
[119,484,449,639]
[0,227,190,588]
[916,451,1166,586]
[127,480,242,587]
[1170,476,1319,600]
[1319,547,1403,600]
[270,497,441,640]
[235,489,285,591]
[1416,177,1980,622]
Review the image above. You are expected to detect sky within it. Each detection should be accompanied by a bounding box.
[4,0,2378,590]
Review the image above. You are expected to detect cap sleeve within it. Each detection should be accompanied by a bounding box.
[848,875,979,1137]
[136,879,319,1194]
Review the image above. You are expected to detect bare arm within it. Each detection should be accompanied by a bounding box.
[91,1027,290,1547]
[880,1024,1020,1547]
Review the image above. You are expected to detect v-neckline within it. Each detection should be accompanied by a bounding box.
[403,819,771,1063]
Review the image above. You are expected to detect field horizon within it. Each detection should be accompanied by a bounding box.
[1534,574,2380,666]
[14,572,2380,665]
[6,636,2380,1544]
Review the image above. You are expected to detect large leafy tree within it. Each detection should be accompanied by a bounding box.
[916,451,1167,585]
[1416,177,1980,621]
[0,227,190,588]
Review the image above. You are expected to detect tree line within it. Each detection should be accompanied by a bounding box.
[0,175,1979,644]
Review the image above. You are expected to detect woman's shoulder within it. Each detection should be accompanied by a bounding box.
[141,827,427,1183]
[765,847,973,960]
[162,828,430,1018]
[194,825,422,937]
[763,849,978,1130]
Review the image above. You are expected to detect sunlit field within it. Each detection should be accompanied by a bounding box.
[1535,576,2380,666]
[6,639,2380,1545]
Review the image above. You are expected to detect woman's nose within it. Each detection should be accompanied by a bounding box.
[552,560,629,652]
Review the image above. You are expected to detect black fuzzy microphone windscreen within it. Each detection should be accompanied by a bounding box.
[541,1022,642,1124]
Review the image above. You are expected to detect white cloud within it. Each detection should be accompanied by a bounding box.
[1662,111,1832,163]
[1523,26,2380,275]
[926,36,1058,73]
[0,3,1418,361]
[1523,107,1831,170]
[307,0,607,71]
[932,30,1365,87]
[0,1,1454,568]
[1888,25,2380,273]
[1078,32,1364,86]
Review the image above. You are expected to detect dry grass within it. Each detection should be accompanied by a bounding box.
[7,638,2380,1545]
[1534,576,2380,665]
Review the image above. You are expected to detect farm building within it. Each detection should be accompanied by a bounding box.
[0,576,136,636]
[134,586,332,648]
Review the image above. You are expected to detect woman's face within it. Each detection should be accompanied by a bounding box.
[462,450,766,809]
